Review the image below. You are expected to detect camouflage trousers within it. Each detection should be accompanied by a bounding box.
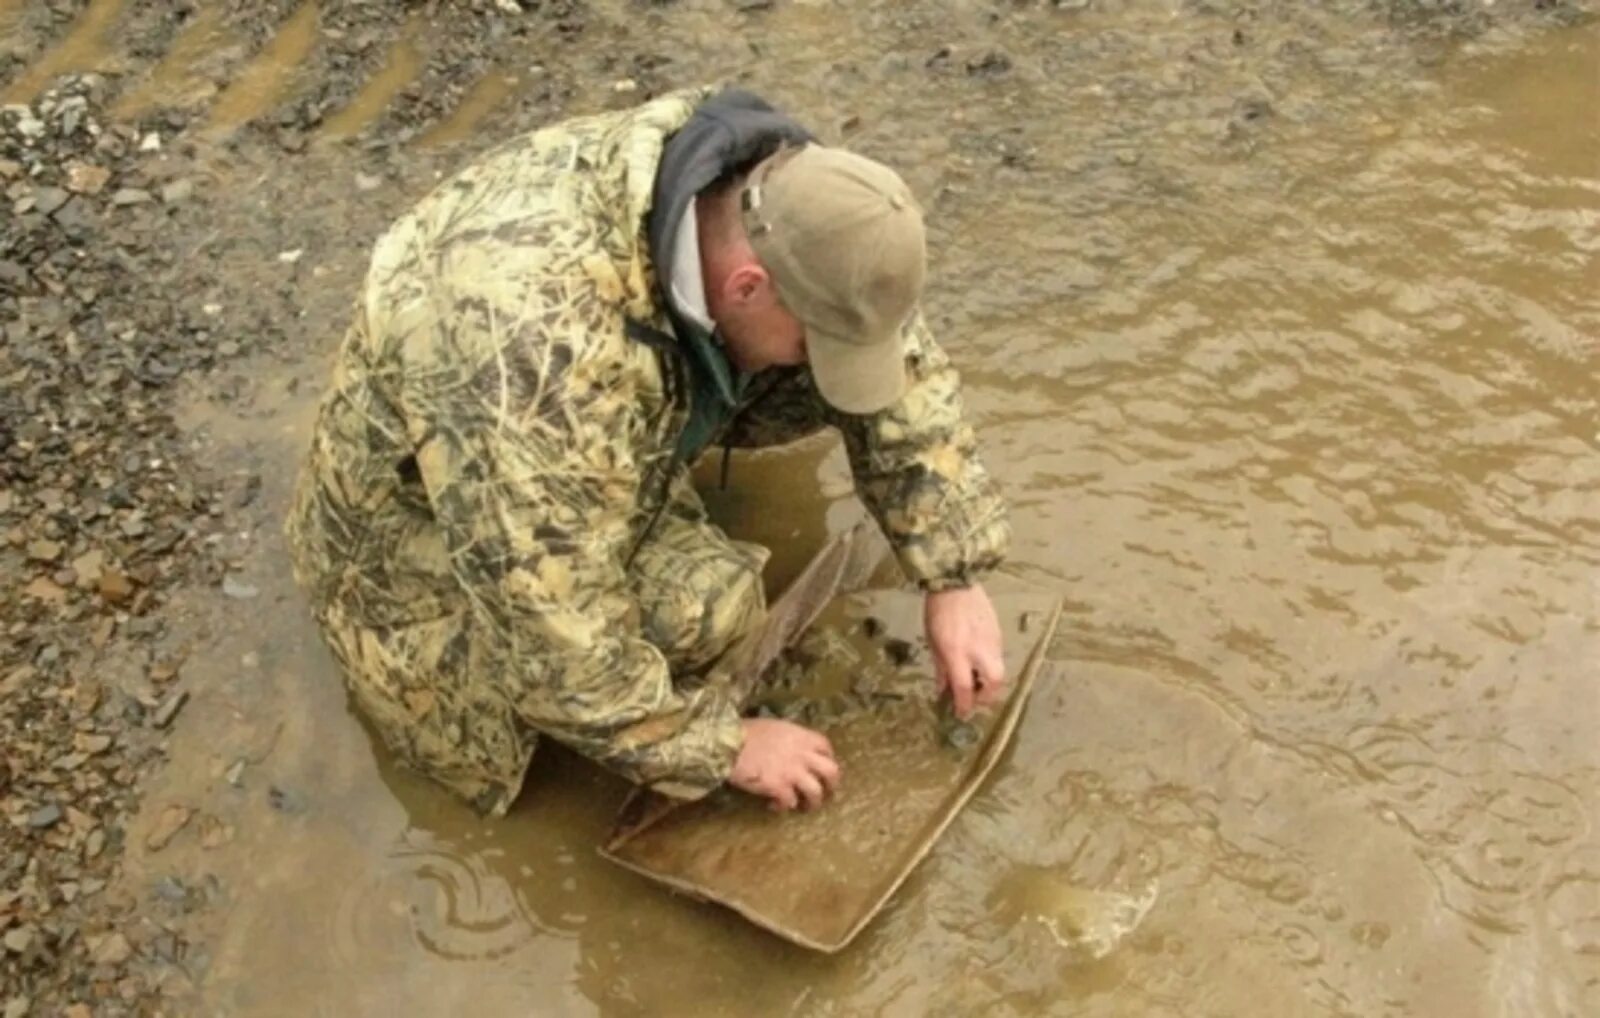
[316,482,767,814]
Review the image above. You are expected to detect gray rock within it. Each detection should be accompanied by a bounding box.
[221,575,259,599]
[111,188,154,207]
[32,186,69,216]
[89,931,132,965]
[152,876,187,905]
[3,927,34,954]
[160,179,194,205]
[152,932,179,962]
[27,804,63,829]
[151,690,188,729]
[234,474,261,508]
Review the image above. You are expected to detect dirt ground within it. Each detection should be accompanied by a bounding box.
[2,1,1595,1015]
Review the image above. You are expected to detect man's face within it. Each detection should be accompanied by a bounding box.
[712,265,808,374]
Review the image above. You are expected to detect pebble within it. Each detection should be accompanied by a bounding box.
[110,188,153,207]
[199,814,234,849]
[89,931,132,966]
[28,804,63,829]
[31,186,70,216]
[3,997,29,1018]
[152,932,179,962]
[98,569,135,604]
[221,575,259,599]
[160,179,194,204]
[64,162,111,195]
[145,804,193,851]
[151,690,188,729]
[966,50,1013,76]
[152,876,187,906]
[23,577,66,603]
[883,637,917,666]
[3,927,34,953]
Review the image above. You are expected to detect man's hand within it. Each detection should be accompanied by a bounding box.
[730,718,840,811]
[925,582,1006,720]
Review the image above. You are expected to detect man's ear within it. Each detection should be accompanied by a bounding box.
[727,263,768,306]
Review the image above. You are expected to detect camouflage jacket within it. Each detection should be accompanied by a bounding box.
[286,89,1010,814]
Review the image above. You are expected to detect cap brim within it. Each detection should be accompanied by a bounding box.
[807,326,908,415]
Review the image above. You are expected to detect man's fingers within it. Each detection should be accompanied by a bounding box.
[795,771,826,811]
[810,752,841,793]
[975,652,1008,706]
[768,781,799,811]
[808,730,835,759]
[948,654,977,719]
[987,650,1008,688]
[934,645,971,714]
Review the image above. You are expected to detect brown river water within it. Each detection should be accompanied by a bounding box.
[72,1,1597,1015]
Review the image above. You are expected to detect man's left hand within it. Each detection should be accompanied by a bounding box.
[925,583,1006,720]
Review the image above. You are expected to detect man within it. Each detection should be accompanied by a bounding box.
[285,88,1011,817]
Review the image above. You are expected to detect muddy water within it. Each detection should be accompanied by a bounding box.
[123,4,1597,1017]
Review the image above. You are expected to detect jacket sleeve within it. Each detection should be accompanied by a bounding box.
[392,271,744,801]
[825,311,1011,591]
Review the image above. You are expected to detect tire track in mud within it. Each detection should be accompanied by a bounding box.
[0,0,122,106]
[0,0,571,152]
[200,0,319,137]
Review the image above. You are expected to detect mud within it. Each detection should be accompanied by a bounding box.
[2,0,1597,1016]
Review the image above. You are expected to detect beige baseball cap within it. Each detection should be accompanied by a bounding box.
[741,145,926,414]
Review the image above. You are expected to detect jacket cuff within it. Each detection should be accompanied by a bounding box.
[645,703,744,800]
[919,574,974,594]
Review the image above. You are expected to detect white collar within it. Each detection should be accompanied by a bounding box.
[669,197,716,335]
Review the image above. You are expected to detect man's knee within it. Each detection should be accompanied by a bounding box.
[631,531,768,674]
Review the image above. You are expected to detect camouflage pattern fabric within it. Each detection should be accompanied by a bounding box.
[285,90,1010,815]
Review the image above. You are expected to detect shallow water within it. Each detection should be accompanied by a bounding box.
[108,3,1599,1016]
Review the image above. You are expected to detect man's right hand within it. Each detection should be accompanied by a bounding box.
[730,718,840,811]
